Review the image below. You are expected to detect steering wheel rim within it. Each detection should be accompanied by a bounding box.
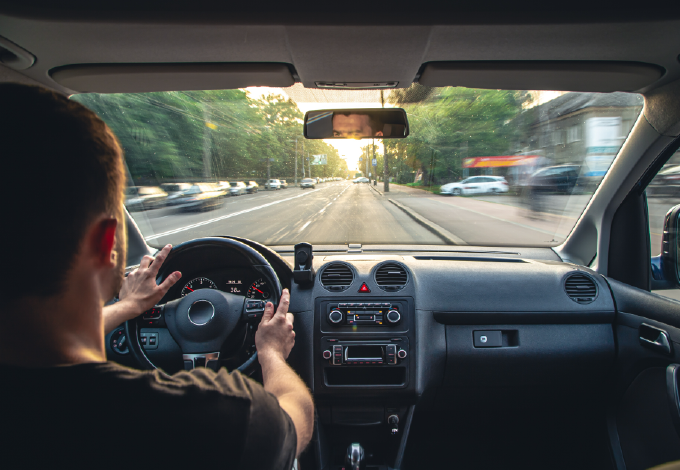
[125,237,283,374]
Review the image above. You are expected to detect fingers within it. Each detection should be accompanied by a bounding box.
[158,271,182,295]
[274,289,290,317]
[140,255,154,269]
[286,312,295,327]
[149,244,172,274]
[262,301,275,322]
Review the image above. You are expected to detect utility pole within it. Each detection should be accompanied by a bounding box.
[308,151,311,178]
[267,151,271,190]
[383,144,390,192]
[294,137,298,186]
[302,140,306,178]
[202,103,212,180]
[365,146,369,178]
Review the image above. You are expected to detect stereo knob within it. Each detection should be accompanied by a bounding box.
[329,310,343,324]
[397,349,407,359]
[386,310,401,323]
[323,350,332,360]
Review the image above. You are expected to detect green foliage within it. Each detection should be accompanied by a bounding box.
[387,87,531,185]
[72,90,347,185]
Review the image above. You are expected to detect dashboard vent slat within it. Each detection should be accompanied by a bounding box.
[375,262,409,292]
[320,263,354,291]
[565,273,598,304]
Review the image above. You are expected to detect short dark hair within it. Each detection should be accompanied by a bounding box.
[0,83,125,301]
[335,112,382,134]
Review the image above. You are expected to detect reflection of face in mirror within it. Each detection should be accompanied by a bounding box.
[332,113,383,138]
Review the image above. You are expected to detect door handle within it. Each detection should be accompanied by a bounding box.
[639,323,673,355]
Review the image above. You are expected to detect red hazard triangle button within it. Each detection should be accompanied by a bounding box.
[358,282,371,293]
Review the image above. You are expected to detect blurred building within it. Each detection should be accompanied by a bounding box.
[520,92,644,174]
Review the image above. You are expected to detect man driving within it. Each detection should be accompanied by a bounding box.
[0,83,314,469]
[332,112,384,138]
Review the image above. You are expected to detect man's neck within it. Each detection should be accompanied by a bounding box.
[0,276,107,368]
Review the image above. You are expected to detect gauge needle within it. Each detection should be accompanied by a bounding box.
[253,287,264,294]
[186,287,194,292]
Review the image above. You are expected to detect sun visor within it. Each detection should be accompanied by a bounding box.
[418,61,665,92]
[50,63,296,93]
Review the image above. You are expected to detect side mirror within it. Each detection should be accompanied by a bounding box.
[651,204,680,289]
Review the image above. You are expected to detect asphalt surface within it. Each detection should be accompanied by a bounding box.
[131,181,677,250]
[131,182,441,247]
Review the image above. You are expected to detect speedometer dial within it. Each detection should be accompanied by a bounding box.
[181,277,217,297]
[247,278,270,300]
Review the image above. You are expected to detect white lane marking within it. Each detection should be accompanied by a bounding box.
[145,188,324,241]
[298,221,312,232]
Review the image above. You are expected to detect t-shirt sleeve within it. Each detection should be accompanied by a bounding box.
[236,376,298,470]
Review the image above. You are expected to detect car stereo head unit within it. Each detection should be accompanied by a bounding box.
[320,337,409,366]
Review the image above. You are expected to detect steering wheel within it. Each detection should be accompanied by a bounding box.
[125,237,282,375]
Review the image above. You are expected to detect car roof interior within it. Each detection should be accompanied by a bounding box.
[4,2,680,469]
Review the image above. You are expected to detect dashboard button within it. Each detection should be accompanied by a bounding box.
[329,310,343,324]
[386,344,397,364]
[397,349,407,359]
[322,350,332,360]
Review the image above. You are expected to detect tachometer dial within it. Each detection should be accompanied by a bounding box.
[247,278,270,300]
[181,277,217,297]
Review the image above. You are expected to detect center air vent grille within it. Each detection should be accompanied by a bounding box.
[565,273,598,304]
[320,263,354,291]
[375,262,409,292]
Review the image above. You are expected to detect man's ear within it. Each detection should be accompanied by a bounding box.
[87,217,119,269]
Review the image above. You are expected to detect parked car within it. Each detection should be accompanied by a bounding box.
[300,178,315,189]
[527,165,581,195]
[353,177,369,183]
[246,181,259,193]
[160,183,193,205]
[267,179,281,190]
[124,186,168,211]
[279,179,288,189]
[440,176,509,196]
[227,181,247,196]
[179,183,226,211]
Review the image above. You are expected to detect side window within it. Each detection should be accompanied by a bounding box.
[649,149,680,301]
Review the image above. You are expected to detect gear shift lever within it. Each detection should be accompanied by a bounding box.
[346,442,365,470]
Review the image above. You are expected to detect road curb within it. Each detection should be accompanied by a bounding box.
[388,198,468,245]
[368,184,383,196]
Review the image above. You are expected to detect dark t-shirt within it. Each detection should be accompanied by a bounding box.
[0,362,296,470]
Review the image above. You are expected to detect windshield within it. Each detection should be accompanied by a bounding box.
[72,86,642,248]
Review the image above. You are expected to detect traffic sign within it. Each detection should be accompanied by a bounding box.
[372,158,377,166]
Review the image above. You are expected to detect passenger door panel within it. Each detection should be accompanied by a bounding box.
[608,278,680,470]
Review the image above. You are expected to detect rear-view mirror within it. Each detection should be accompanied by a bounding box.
[304,108,409,139]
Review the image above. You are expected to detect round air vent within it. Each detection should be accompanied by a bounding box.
[320,262,354,292]
[374,262,409,292]
[564,273,598,304]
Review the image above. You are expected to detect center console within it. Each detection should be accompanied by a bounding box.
[313,297,416,469]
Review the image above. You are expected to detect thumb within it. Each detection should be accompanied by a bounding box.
[261,301,275,323]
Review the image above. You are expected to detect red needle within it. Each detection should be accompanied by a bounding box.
[253,287,264,294]
[186,287,194,292]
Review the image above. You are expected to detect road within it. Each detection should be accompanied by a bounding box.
[130,182,442,247]
[131,181,676,251]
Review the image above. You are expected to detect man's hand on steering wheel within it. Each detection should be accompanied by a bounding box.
[103,244,181,334]
[255,289,294,361]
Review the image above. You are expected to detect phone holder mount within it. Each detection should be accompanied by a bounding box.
[293,242,315,287]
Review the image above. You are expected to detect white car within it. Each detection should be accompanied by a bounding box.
[440,176,509,196]
[267,179,281,190]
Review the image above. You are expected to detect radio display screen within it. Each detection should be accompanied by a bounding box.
[345,345,384,361]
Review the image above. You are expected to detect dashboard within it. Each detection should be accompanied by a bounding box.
[105,241,665,469]
[168,268,274,301]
